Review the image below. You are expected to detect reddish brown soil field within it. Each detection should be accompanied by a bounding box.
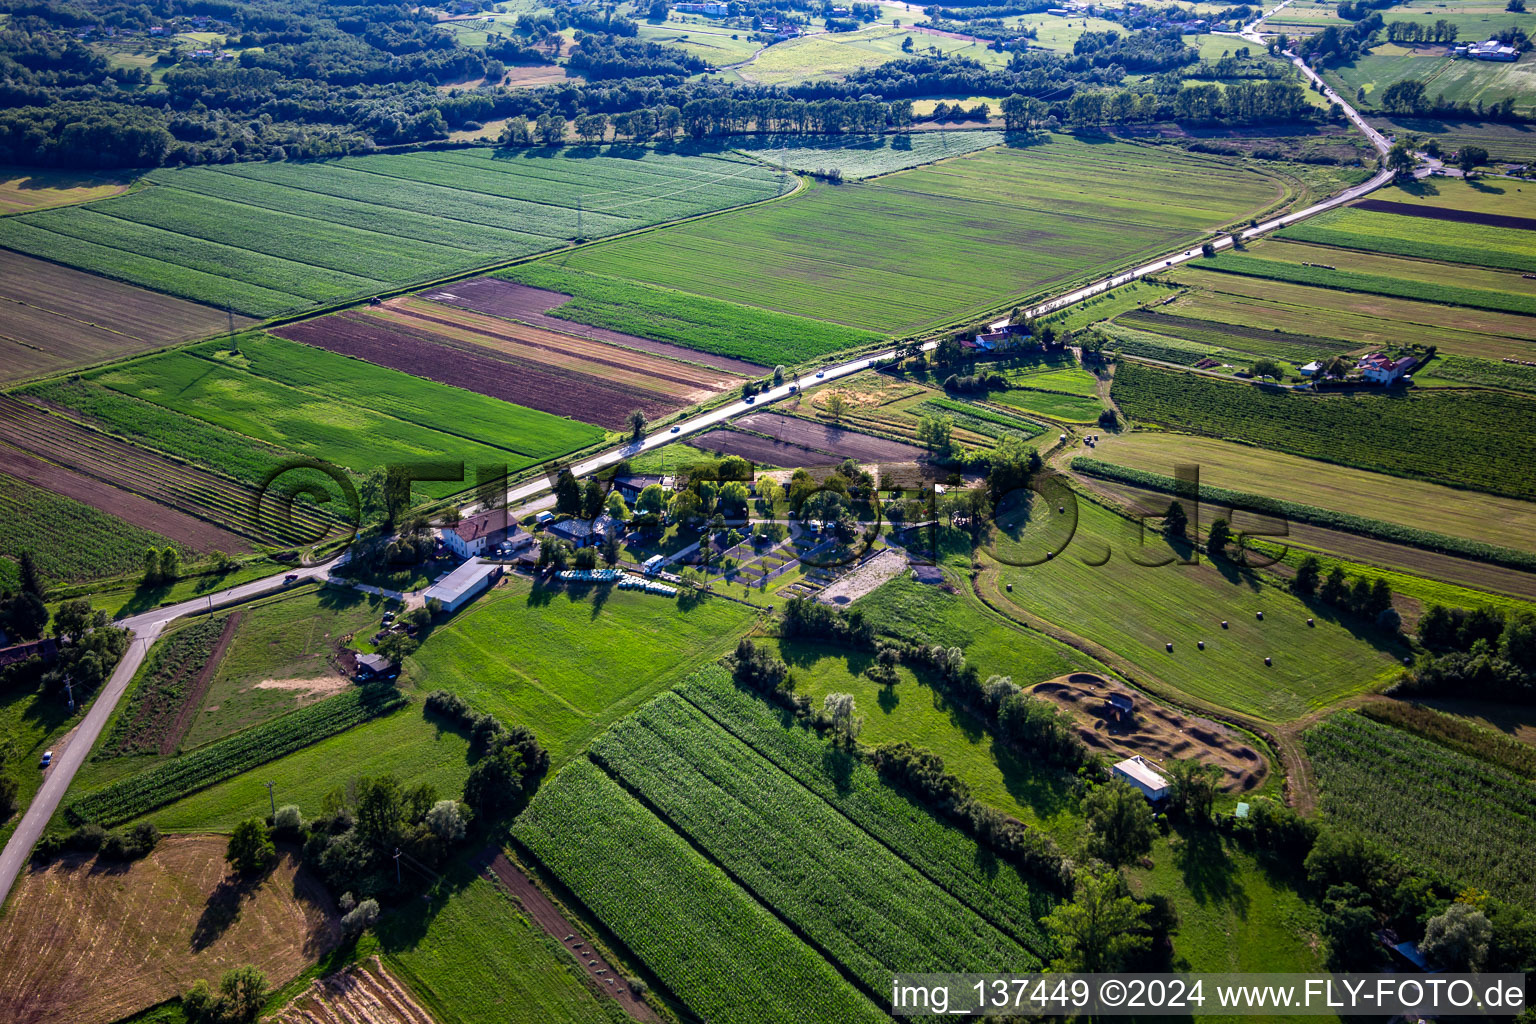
[0,251,249,383]
[1352,199,1536,231]
[421,278,766,375]
[736,412,927,462]
[0,396,332,546]
[0,838,339,1024]
[1032,673,1268,793]
[692,429,838,467]
[486,854,659,1023]
[0,444,252,553]
[273,313,671,430]
[274,957,436,1024]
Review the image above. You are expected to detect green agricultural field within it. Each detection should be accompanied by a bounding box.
[1152,269,1536,359]
[775,639,1080,837]
[513,757,887,1024]
[1385,175,1536,216]
[678,666,1057,946]
[1085,431,1536,554]
[498,263,882,364]
[1370,117,1536,162]
[1306,712,1536,904]
[0,472,187,587]
[1095,323,1222,365]
[180,587,392,749]
[1111,309,1359,363]
[1112,360,1536,501]
[380,874,628,1024]
[83,338,603,495]
[1277,205,1536,273]
[739,25,1008,86]
[125,703,473,831]
[636,14,761,65]
[1334,51,1536,113]
[1016,12,1126,50]
[406,577,758,764]
[542,137,1285,336]
[982,495,1405,721]
[1423,353,1536,394]
[0,148,784,317]
[590,693,1041,994]
[991,389,1103,422]
[733,130,1003,180]
[1041,279,1183,333]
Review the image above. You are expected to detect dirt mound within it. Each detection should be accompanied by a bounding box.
[272,957,435,1024]
[1032,674,1268,793]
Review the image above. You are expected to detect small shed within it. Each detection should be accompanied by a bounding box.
[422,559,503,614]
[1111,755,1171,802]
[354,652,396,681]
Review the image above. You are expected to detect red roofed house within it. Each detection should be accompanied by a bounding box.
[441,509,531,559]
[1357,352,1416,384]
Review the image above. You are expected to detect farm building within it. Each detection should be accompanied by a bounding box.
[612,474,673,502]
[673,1,728,14]
[1357,352,1416,384]
[1459,40,1519,60]
[548,515,621,549]
[0,637,58,669]
[1111,755,1171,801]
[354,652,396,681]
[1299,360,1322,377]
[440,509,531,559]
[422,559,503,614]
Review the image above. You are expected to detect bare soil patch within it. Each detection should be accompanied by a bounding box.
[421,278,766,375]
[692,429,836,466]
[273,956,436,1024]
[1352,198,1536,231]
[736,412,927,462]
[0,837,339,1024]
[1031,673,1268,793]
[486,853,659,1022]
[501,64,577,88]
[254,674,351,697]
[815,549,909,606]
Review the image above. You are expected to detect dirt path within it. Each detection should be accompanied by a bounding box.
[161,611,241,756]
[485,853,660,1023]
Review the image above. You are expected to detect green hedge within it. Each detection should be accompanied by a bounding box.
[67,685,407,827]
[1070,457,1536,574]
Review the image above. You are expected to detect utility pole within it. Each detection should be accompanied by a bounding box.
[264,781,276,817]
[394,848,403,884]
[63,676,74,713]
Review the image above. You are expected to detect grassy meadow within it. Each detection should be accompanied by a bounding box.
[406,576,760,764]
[738,25,1009,86]
[732,130,1004,180]
[980,495,1406,721]
[540,136,1285,336]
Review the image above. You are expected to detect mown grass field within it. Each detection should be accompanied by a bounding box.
[514,757,887,1024]
[1306,712,1536,904]
[380,874,628,1024]
[775,638,1082,837]
[182,587,390,749]
[738,25,1008,85]
[1370,117,1536,162]
[0,165,136,214]
[0,471,186,586]
[543,136,1285,335]
[1334,50,1536,112]
[406,577,759,764]
[1087,431,1536,553]
[1277,204,1536,273]
[81,335,603,495]
[982,495,1405,721]
[126,704,472,831]
[732,130,1003,180]
[0,148,784,316]
[1112,360,1536,501]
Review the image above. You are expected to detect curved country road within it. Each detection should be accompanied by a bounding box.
[0,56,1400,906]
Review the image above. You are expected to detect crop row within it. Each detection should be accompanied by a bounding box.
[1110,361,1536,501]
[678,666,1054,952]
[1277,207,1536,274]
[0,472,187,585]
[920,397,1045,438]
[500,264,880,365]
[67,685,407,827]
[1305,712,1536,902]
[513,757,886,1024]
[1070,457,1536,573]
[1116,310,1358,363]
[591,693,1038,995]
[1431,355,1536,396]
[1203,252,1536,316]
[99,616,226,759]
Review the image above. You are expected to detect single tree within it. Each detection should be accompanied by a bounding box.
[1085,778,1156,864]
[824,392,848,424]
[773,365,786,385]
[1250,357,1284,380]
[554,469,581,516]
[1421,902,1493,970]
[143,548,162,584]
[1293,555,1322,596]
[225,819,275,875]
[1200,241,1216,258]
[822,692,863,748]
[1456,145,1489,177]
[627,409,647,441]
[1043,866,1150,971]
[51,598,95,642]
[17,551,44,599]
[1206,517,1231,558]
[341,898,381,936]
[1166,758,1221,821]
[1162,500,1189,541]
[159,547,180,583]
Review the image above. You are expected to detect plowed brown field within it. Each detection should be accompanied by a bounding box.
[735,413,926,462]
[0,837,339,1024]
[273,957,436,1024]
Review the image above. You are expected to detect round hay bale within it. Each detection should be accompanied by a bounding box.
[1221,620,1228,629]
[1307,617,1314,627]
[1165,642,1174,652]
[1264,656,1272,666]
[1197,640,1205,650]
[1256,611,1264,621]
[1006,583,1013,592]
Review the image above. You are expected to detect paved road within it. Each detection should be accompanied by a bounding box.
[0,558,340,909]
[0,52,1401,905]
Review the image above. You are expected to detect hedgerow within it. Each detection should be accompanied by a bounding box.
[67,685,407,827]
[1070,457,1536,573]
